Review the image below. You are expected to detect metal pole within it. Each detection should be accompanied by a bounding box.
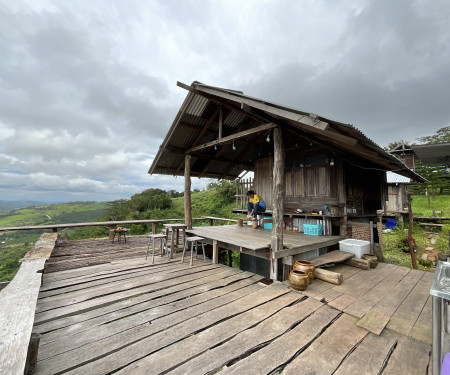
[432,296,442,375]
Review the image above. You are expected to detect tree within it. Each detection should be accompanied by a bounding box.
[410,161,448,203]
[416,126,450,144]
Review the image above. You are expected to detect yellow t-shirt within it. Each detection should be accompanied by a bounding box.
[249,194,263,205]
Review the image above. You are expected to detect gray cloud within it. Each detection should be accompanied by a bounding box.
[0,0,449,202]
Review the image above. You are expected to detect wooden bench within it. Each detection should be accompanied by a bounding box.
[419,223,444,230]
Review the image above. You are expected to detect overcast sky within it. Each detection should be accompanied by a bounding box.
[1,0,449,202]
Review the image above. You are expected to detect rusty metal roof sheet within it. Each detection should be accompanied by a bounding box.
[149,81,424,182]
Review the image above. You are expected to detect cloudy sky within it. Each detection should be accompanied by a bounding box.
[1,0,449,202]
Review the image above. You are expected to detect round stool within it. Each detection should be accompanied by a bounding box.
[181,236,206,266]
[146,233,168,263]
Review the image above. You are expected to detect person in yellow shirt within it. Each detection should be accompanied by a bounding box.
[247,190,266,219]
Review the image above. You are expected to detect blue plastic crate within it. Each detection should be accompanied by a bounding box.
[303,224,323,236]
[263,217,272,229]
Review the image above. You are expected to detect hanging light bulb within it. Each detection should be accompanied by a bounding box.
[214,144,217,150]
[330,158,335,167]
[232,140,236,151]
[309,140,313,146]
[266,132,270,143]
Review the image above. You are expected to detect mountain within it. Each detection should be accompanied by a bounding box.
[0,200,51,212]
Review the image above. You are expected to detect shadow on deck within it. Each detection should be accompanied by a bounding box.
[32,235,432,374]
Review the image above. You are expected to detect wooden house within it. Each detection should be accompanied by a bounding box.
[149,81,423,280]
[390,142,450,171]
[385,171,412,215]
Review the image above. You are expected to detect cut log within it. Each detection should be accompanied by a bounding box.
[314,268,343,285]
[344,258,370,270]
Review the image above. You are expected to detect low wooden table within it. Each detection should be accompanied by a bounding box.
[110,228,130,243]
[163,223,187,259]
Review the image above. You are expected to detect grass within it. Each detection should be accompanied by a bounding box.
[411,194,450,217]
[382,194,450,271]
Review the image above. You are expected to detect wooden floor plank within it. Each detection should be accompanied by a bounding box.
[357,310,390,335]
[36,283,292,375]
[39,260,180,296]
[36,262,218,313]
[344,263,400,298]
[203,305,340,375]
[344,267,411,318]
[164,297,324,375]
[358,267,423,329]
[328,293,356,311]
[34,265,228,324]
[382,335,431,374]
[410,295,433,344]
[38,275,264,360]
[41,256,176,287]
[281,314,368,375]
[34,268,249,337]
[117,292,308,375]
[387,271,433,337]
[334,330,400,375]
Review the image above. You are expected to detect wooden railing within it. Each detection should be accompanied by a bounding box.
[0,232,57,374]
[0,216,240,235]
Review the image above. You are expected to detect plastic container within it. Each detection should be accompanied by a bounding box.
[263,217,272,229]
[303,224,323,236]
[339,239,370,258]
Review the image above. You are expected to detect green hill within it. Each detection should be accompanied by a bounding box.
[0,182,238,281]
[0,201,109,281]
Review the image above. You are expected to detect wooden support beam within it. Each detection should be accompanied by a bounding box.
[271,126,285,281]
[152,167,243,179]
[212,240,218,264]
[187,123,277,153]
[219,106,223,139]
[221,131,266,178]
[184,154,192,230]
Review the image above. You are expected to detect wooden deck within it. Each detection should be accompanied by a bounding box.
[31,236,433,375]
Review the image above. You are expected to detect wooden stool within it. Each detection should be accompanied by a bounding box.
[181,236,206,266]
[146,233,168,263]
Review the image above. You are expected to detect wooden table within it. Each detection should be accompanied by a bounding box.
[163,224,187,259]
[110,228,130,243]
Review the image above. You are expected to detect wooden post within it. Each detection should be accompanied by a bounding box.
[407,193,417,269]
[271,127,285,281]
[218,106,223,139]
[212,240,218,264]
[184,154,192,230]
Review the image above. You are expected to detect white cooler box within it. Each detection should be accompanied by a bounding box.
[339,239,370,259]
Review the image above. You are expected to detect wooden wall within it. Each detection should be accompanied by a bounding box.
[345,163,386,214]
[254,157,273,210]
[253,154,386,215]
[386,184,408,212]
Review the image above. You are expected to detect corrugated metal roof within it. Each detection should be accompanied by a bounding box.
[149,81,425,182]
[387,171,411,184]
